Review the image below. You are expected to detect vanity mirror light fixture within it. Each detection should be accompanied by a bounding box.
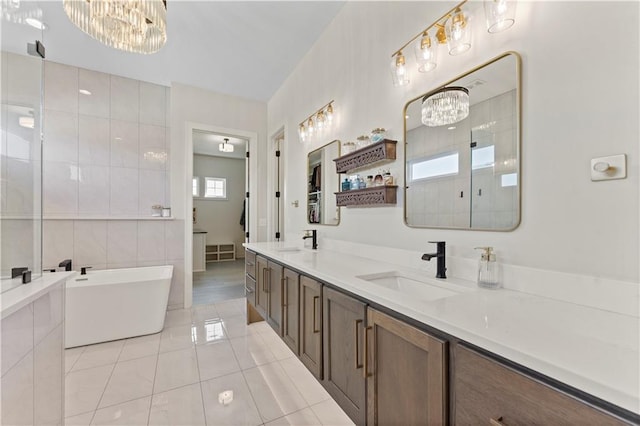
[390,0,517,87]
[299,100,335,143]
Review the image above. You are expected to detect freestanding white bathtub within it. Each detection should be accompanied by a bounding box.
[65,265,173,348]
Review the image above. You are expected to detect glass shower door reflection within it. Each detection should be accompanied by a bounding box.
[1,1,45,291]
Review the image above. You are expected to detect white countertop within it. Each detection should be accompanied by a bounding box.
[245,242,640,416]
[1,272,75,319]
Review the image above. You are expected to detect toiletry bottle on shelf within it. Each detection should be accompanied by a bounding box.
[342,178,351,191]
[475,247,500,289]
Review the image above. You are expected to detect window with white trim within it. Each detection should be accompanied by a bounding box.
[204,177,227,199]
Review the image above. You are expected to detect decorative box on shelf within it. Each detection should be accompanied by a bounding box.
[334,139,397,173]
[335,185,398,207]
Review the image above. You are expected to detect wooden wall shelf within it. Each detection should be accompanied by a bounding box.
[333,139,397,174]
[335,186,398,207]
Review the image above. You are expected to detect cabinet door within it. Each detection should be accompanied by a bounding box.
[299,275,322,379]
[245,250,256,279]
[323,287,367,425]
[255,256,269,319]
[282,268,300,355]
[266,260,283,335]
[454,345,627,426]
[366,308,447,426]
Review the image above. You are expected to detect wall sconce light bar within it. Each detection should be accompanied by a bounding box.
[390,0,516,86]
[299,100,335,143]
[391,0,469,59]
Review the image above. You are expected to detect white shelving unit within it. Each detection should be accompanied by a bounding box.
[206,243,236,263]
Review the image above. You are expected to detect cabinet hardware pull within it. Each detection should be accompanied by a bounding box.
[363,325,372,378]
[282,276,288,334]
[354,319,363,370]
[312,296,320,333]
[489,417,505,426]
[246,262,254,267]
[282,276,288,307]
[263,268,271,293]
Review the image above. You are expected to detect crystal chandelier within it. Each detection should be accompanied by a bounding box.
[421,87,469,127]
[63,0,167,54]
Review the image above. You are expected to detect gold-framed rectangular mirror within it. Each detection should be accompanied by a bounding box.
[404,52,521,230]
[308,140,341,225]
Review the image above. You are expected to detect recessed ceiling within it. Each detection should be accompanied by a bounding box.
[2,1,345,102]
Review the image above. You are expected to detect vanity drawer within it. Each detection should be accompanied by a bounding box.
[454,345,626,425]
[245,275,256,306]
[245,250,256,279]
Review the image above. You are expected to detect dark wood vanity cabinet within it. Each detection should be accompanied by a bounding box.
[299,275,323,380]
[246,250,633,426]
[255,256,284,334]
[367,308,447,426]
[266,260,283,334]
[282,268,300,355]
[323,287,367,425]
[255,256,269,319]
[454,345,627,426]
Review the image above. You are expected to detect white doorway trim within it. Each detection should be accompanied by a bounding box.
[184,122,258,309]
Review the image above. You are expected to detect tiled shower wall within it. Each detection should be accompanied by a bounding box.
[41,61,184,309]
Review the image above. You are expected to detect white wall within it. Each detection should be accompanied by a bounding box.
[193,155,246,258]
[268,2,639,284]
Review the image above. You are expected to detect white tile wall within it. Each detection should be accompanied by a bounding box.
[110,75,139,122]
[42,62,171,220]
[78,69,110,118]
[78,115,110,166]
[38,60,184,307]
[0,281,65,426]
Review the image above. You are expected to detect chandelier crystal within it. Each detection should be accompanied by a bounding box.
[422,86,470,127]
[63,0,167,54]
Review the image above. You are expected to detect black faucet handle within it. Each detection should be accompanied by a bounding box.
[80,266,92,275]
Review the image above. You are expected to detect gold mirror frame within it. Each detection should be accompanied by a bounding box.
[307,140,341,226]
[403,51,522,231]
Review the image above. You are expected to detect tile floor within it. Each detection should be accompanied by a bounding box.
[64,298,354,426]
[193,260,246,305]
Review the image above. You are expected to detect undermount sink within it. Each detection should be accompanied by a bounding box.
[275,247,302,253]
[356,271,469,302]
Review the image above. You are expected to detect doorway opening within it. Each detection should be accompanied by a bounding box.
[191,130,248,305]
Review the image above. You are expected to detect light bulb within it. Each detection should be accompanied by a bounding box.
[299,124,307,141]
[390,51,409,87]
[326,103,334,123]
[446,8,471,55]
[316,111,326,130]
[414,32,437,73]
[307,117,315,135]
[484,0,516,33]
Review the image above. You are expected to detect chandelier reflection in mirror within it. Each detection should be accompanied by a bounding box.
[390,0,516,86]
[63,0,167,54]
[422,86,469,127]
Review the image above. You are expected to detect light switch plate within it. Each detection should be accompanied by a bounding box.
[591,154,626,181]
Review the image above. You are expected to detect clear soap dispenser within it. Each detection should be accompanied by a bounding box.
[475,247,500,289]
